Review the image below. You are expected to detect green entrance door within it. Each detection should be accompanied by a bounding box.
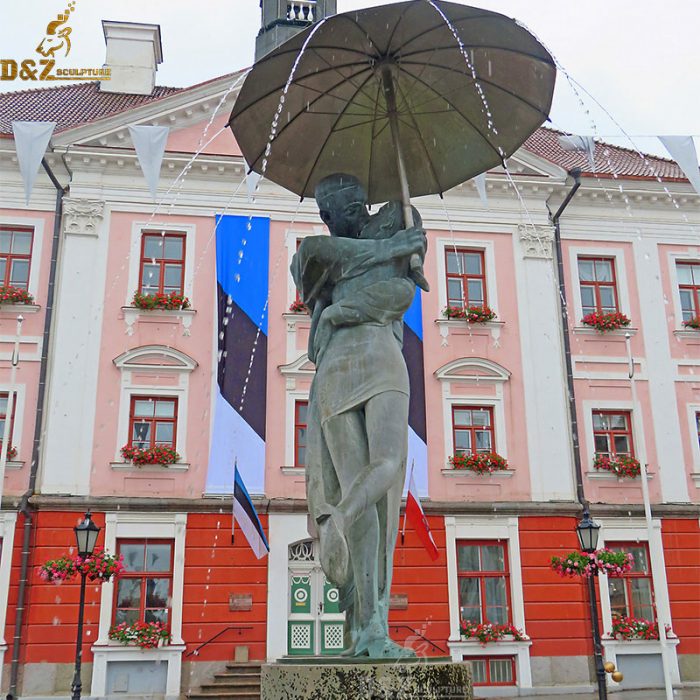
[287,540,345,656]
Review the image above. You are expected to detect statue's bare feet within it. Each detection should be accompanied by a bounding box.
[316,507,349,587]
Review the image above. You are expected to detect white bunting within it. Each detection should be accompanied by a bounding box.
[129,125,169,201]
[558,134,596,171]
[11,121,56,205]
[473,172,488,208]
[244,160,262,202]
[659,136,700,196]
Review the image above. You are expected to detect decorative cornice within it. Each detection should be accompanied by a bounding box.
[518,223,555,259]
[62,198,105,237]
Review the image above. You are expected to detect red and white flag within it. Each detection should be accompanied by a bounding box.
[402,463,439,561]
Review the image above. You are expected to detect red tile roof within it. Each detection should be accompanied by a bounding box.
[524,128,686,181]
[0,82,183,136]
[0,80,691,184]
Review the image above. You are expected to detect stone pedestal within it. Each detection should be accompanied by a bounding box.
[261,659,472,699]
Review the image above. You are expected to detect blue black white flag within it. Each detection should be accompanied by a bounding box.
[233,464,269,559]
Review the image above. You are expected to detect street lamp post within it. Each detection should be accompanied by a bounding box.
[576,508,607,700]
[71,511,100,700]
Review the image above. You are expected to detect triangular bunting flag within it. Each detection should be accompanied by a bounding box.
[244,160,262,202]
[129,125,169,201]
[473,172,488,208]
[11,121,56,205]
[659,136,700,196]
[558,134,596,171]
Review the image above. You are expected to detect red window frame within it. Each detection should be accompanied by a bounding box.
[592,410,634,459]
[696,412,700,450]
[469,656,517,686]
[445,248,487,309]
[0,226,34,290]
[138,231,186,295]
[452,406,495,456]
[294,400,308,468]
[677,261,700,322]
[456,540,512,626]
[578,256,619,315]
[113,538,174,626]
[128,396,178,450]
[607,542,655,621]
[0,391,16,451]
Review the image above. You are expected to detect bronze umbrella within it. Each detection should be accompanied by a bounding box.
[230,0,555,226]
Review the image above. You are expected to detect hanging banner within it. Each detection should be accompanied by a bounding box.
[128,125,169,201]
[473,172,488,208]
[558,134,596,171]
[659,136,700,196]
[11,121,56,205]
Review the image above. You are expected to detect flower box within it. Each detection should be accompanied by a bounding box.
[593,454,641,478]
[682,317,700,330]
[288,300,309,314]
[109,621,170,649]
[608,614,669,641]
[442,305,496,324]
[1,444,17,460]
[581,311,631,332]
[131,291,190,311]
[449,452,508,474]
[121,444,180,466]
[0,286,34,306]
[550,548,633,579]
[459,621,527,645]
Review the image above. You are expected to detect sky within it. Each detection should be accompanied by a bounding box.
[2,0,699,158]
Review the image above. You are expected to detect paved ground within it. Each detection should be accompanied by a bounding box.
[483,690,697,700]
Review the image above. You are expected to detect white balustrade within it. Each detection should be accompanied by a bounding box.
[287,1,316,22]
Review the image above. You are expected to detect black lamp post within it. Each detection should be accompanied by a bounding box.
[576,508,607,700]
[71,511,100,700]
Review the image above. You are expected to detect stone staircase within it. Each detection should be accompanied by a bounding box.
[187,661,262,700]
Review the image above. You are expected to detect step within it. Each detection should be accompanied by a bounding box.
[200,682,261,692]
[217,671,262,679]
[212,676,262,685]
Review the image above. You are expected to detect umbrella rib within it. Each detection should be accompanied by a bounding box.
[231,61,373,122]
[400,60,552,120]
[393,79,444,195]
[299,70,378,197]
[367,78,384,198]
[398,43,555,67]
[394,67,504,163]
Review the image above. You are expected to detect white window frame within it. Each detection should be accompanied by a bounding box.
[597,519,680,685]
[113,346,197,464]
[435,358,510,467]
[437,237,499,315]
[0,510,18,690]
[687,404,700,485]
[667,251,700,329]
[445,516,532,688]
[0,383,26,463]
[126,222,196,306]
[90,512,187,700]
[0,215,45,299]
[568,246,631,322]
[582,399,647,478]
[279,354,315,472]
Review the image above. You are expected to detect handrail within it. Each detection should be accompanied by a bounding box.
[390,625,447,655]
[185,625,253,657]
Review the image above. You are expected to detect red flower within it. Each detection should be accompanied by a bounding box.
[581,311,630,332]
[443,305,497,324]
[450,452,508,474]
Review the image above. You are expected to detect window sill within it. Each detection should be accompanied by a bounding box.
[92,642,186,654]
[673,329,700,339]
[2,460,24,471]
[441,468,515,479]
[0,303,41,315]
[110,461,189,472]
[586,469,653,481]
[121,306,196,337]
[434,318,504,347]
[602,637,679,649]
[283,311,312,329]
[572,326,638,337]
[690,473,700,487]
[449,638,532,653]
[281,466,306,475]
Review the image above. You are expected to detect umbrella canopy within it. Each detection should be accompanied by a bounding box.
[230,0,556,205]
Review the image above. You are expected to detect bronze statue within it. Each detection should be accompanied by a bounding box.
[291,173,426,657]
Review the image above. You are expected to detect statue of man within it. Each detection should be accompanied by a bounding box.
[291,173,426,657]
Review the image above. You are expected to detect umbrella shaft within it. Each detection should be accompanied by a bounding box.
[380,66,414,230]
